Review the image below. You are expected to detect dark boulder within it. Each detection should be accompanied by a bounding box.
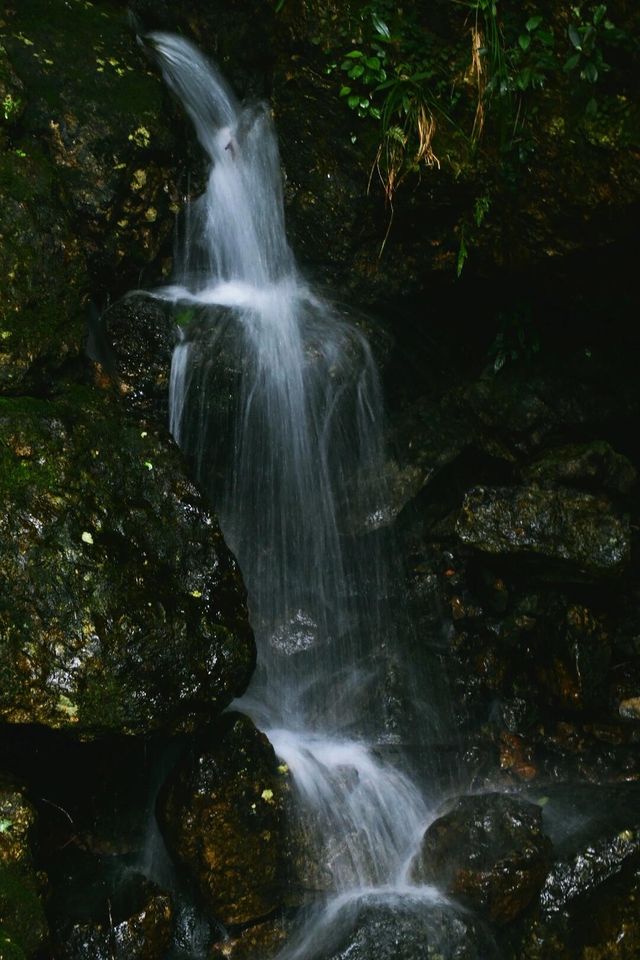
[456,486,630,579]
[157,713,293,926]
[523,441,636,496]
[511,783,640,960]
[310,893,497,960]
[0,388,254,737]
[50,862,172,960]
[411,793,552,925]
[102,294,178,419]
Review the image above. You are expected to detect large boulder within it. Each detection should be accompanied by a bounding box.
[157,713,293,927]
[456,486,630,579]
[512,783,640,960]
[310,894,497,960]
[410,793,552,925]
[0,388,254,737]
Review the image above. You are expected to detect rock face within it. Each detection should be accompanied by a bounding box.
[411,793,552,925]
[0,778,48,959]
[0,0,194,394]
[158,713,293,927]
[456,486,630,579]
[0,148,88,394]
[0,388,254,737]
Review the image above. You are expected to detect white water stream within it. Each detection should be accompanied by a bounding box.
[148,33,440,958]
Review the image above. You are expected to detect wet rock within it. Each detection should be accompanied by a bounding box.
[538,603,611,714]
[103,293,177,419]
[511,783,640,960]
[0,388,254,737]
[619,697,640,720]
[537,786,640,916]
[3,1,184,297]
[157,713,292,926]
[0,148,88,394]
[51,861,172,960]
[315,894,497,960]
[0,778,48,958]
[523,441,636,496]
[456,485,630,579]
[411,793,552,925]
[210,916,289,960]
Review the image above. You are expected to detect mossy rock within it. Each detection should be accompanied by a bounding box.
[0,928,27,960]
[0,780,45,959]
[0,148,88,394]
[0,387,254,737]
[2,0,189,296]
[0,865,47,959]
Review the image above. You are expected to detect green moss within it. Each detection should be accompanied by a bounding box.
[0,928,27,960]
[0,866,47,959]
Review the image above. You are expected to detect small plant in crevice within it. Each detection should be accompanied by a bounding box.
[486,304,540,374]
[276,0,633,268]
[456,192,491,277]
[2,93,22,122]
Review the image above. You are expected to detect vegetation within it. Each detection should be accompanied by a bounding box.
[285,1,637,267]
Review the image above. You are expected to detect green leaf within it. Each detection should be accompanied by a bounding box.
[369,106,382,120]
[585,96,598,116]
[456,233,468,278]
[568,24,583,49]
[474,194,491,227]
[339,86,351,97]
[410,71,434,82]
[347,94,361,109]
[372,13,391,39]
[526,15,543,31]
[564,52,581,71]
[581,24,596,54]
[348,64,365,78]
[346,50,364,59]
[593,4,607,25]
[582,60,598,82]
[517,67,532,90]
[518,33,531,51]
[365,56,381,71]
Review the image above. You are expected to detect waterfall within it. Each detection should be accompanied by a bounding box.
[148,32,437,957]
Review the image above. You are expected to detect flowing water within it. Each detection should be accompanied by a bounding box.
[146,32,445,959]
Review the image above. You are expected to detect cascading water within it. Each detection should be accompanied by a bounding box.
[147,32,447,959]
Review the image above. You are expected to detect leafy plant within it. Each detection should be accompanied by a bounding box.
[2,93,21,122]
[565,3,612,85]
[487,304,540,373]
